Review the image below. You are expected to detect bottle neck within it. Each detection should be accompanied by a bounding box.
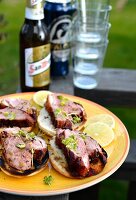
[25,0,44,20]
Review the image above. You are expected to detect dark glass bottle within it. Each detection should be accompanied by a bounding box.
[44,0,77,77]
[20,0,51,92]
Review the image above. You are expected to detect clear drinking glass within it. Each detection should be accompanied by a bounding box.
[72,0,111,89]
[74,22,111,43]
[78,1,112,25]
[73,40,108,89]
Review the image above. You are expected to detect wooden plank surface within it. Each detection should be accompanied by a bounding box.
[74,68,136,107]
[50,72,74,95]
[50,67,136,106]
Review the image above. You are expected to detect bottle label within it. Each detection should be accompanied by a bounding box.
[25,44,51,87]
[49,15,72,62]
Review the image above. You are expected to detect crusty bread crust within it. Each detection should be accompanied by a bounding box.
[37,108,56,136]
[37,107,86,137]
[0,161,48,178]
[49,138,72,178]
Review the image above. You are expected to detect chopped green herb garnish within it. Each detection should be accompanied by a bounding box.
[60,100,66,106]
[3,112,9,117]
[72,115,81,124]
[18,130,35,140]
[62,134,77,150]
[29,132,35,139]
[80,133,86,140]
[9,112,16,120]
[3,111,16,120]
[57,95,63,101]
[54,108,62,116]
[16,143,26,149]
[18,129,26,137]
[43,175,53,185]
[57,95,68,106]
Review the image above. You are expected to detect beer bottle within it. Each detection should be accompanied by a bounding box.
[44,0,77,77]
[19,0,51,92]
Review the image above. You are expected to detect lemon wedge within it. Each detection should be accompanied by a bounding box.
[84,122,115,147]
[33,90,52,107]
[85,114,115,129]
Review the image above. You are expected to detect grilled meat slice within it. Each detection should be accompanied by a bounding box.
[84,135,107,176]
[45,93,87,130]
[55,129,107,178]
[0,98,37,121]
[56,129,90,177]
[31,136,47,164]
[0,107,35,129]
[0,128,48,174]
[0,128,32,171]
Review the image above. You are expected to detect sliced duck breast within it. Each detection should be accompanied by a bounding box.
[0,128,48,175]
[0,107,35,129]
[45,94,87,130]
[0,98,36,121]
[56,129,90,178]
[52,129,107,178]
[84,135,107,176]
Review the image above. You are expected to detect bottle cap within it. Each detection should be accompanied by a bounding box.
[25,0,44,20]
[45,0,71,3]
[26,0,43,7]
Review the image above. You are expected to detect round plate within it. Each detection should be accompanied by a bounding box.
[0,92,130,196]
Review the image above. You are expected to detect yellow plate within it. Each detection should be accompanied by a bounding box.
[0,92,130,196]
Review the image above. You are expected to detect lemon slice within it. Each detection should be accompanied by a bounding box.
[33,90,52,107]
[84,122,115,147]
[85,114,115,129]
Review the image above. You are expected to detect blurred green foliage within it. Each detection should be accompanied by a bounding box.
[0,1,136,199]
[0,0,25,95]
[105,0,136,69]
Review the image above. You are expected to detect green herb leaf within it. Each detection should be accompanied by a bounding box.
[16,143,26,149]
[43,175,53,185]
[29,132,35,139]
[80,133,86,140]
[57,95,63,101]
[57,95,68,106]
[18,129,27,137]
[9,112,16,120]
[72,115,81,124]
[3,111,16,120]
[3,112,9,117]
[18,130,35,140]
[54,108,62,116]
[62,134,77,150]
[60,100,66,106]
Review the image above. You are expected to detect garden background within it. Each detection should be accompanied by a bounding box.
[0,0,136,199]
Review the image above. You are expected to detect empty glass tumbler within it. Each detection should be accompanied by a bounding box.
[72,0,111,89]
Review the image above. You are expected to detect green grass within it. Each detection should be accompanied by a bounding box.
[99,179,128,200]
[0,0,136,199]
[0,0,25,95]
[104,1,136,68]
